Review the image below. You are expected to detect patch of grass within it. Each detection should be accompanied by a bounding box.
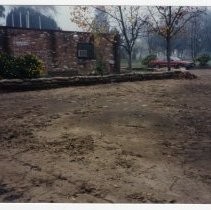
[121,59,149,71]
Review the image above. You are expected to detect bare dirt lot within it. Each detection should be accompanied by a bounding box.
[0,70,211,203]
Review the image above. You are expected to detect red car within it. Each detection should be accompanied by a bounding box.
[149,56,195,69]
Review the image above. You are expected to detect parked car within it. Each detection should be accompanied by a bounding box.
[149,56,195,69]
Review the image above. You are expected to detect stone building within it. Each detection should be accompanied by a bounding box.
[0,26,120,76]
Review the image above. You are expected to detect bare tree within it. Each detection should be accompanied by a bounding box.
[202,11,211,53]
[146,6,205,70]
[92,6,110,33]
[189,16,202,61]
[71,6,147,70]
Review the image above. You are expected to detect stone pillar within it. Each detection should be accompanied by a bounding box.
[113,33,120,74]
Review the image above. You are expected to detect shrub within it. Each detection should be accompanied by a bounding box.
[14,54,45,79]
[141,54,157,66]
[0,53,45,79]
[196,54,210,66]
[0,53,16,79]
[96,59,106,76]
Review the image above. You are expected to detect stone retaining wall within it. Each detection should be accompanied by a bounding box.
[0,70,196,93]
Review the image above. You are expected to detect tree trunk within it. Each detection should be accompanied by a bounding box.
[128,51,132,70]
[166,37,171,71]
[113,33,120,73]
[147,31,152,54]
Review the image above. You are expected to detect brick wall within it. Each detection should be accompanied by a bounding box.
[0,26,114,75]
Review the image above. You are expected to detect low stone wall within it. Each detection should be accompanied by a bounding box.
[0,70,196,93]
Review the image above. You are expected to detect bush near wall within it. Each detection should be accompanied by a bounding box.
[0,53,15,79]
[196,54,211,67]
[0,53,45,79]
[95,59,106,76]
[141,54,157,66]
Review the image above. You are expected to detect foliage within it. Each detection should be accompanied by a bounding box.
[95,44,107,76]
[70,6,147,70]
[146,6,205,70]
[196,54,211,66]
[6,7,60,30]
[145,11,210,59]
[0,53,15,78]
[141,54,157,66]
[92,6,110,33]
[14,54,45,78]
[0,53,45,79]
[95,59,106,75]
[147,7,205,38]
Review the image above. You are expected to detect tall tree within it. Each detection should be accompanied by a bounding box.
[171,32,189,58]
[92,6,110,33]
[71,6,147,70]
[188,15,204,61]
[147,6,205,70]
[145,32,166,55]
[201,10,211,53]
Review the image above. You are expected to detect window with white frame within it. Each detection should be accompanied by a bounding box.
[77,43,94,59]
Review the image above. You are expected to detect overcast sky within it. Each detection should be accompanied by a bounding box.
[1,5,210,31]
[55,6,81,31]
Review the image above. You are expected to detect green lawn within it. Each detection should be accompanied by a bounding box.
[121,59,147,69]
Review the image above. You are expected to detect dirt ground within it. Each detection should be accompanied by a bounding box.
[0,70,211,203]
